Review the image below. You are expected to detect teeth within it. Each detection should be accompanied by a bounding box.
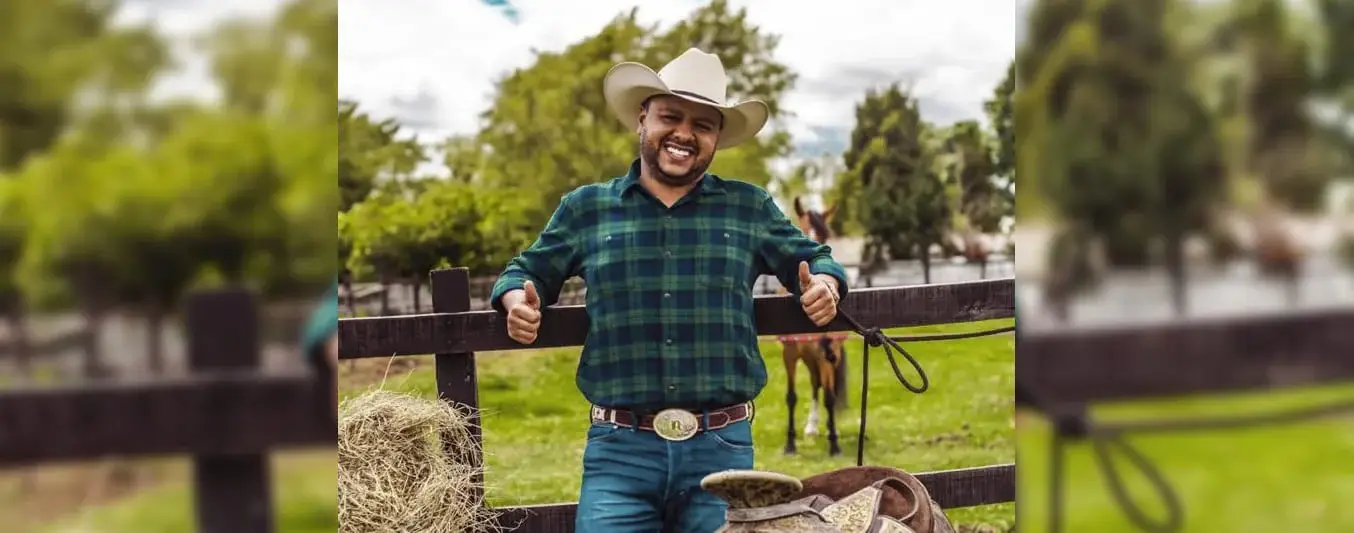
[665,145,692,158]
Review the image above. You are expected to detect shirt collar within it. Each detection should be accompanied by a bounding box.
[617,158,726,199]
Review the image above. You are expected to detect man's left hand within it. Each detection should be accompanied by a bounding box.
[797,261,839,327]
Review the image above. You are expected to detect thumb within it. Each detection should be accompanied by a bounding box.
[523,281,540,307]
[798,261,814,288]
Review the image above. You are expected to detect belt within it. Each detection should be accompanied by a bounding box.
[590,403,754,441]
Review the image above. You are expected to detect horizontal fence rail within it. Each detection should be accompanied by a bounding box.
[335,268,1017,532]
[338,277,1015,358]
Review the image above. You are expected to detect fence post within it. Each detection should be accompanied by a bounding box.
[429,267,483,505]
[185,289,273,533]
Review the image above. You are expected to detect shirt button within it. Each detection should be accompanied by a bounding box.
[664,250,672,258]
[668,384,677,391]
[666,339,674,345]
[664,292,671,298]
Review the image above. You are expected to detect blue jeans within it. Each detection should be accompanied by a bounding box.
[575,417,756,532]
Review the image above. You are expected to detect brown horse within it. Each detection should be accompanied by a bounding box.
[780,197,851,456]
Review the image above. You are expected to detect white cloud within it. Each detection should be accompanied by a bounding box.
[339,0,1017,156]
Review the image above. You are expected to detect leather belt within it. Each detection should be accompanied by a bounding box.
[591,403,754,434]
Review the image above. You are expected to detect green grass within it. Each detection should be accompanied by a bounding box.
[342,319,1016,530]
[1017,383,1354,532]
[38,451,337,533]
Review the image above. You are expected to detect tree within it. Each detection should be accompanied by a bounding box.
[338,100,424,212]
[840,84,950,283]
[469,0,796,231]
[945,120,1003,233]
[0,0,167,172]
[983,60,1016,209]
[1018,0,1228,316]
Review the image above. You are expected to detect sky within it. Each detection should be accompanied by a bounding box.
[112,0,1027,177]
[338,0,1021,162]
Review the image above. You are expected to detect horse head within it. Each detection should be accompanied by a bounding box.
[793,196,837,245]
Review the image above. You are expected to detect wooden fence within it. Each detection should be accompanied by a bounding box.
[1018,304,1354,531]
[336,267,1018,531]
[0,289,335,533]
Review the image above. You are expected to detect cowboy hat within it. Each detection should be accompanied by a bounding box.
[603,47,770,150]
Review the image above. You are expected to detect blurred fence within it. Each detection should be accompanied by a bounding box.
[337,268,1017,532]
[1018,302,1354,532]
[0,289,335,533]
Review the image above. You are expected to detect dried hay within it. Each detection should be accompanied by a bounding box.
[338,388,498,533]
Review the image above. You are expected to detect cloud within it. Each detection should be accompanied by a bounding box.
[339,0,1017,156]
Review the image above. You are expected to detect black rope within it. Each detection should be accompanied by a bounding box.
[1017,380,1354,532]
[834,308,1015,467]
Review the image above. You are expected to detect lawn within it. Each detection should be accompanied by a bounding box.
[1016,382,1354,532]
[341,319,1017,530]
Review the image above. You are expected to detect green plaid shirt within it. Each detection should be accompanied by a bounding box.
[491,159,849,412]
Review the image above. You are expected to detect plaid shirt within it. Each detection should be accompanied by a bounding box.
[491,159,849,412]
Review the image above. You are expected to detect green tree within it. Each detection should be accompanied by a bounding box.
[945,120,1003,233]
[840,84,950,283]
[983,60,1016,209]
[1018,0,1227,315]
[338,100,425,212]
[0,0,167,172]
[469,0,796,231]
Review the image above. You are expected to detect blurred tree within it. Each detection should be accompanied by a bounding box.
[0,0,167,172]
[839,84,950,283]
[470,0,796,231]
[1018,0,1227,316]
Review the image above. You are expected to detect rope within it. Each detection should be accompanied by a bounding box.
[833,308,1015,467]
[1016,380,1354,532]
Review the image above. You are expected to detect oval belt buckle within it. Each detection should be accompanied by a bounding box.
[653,409,699,441]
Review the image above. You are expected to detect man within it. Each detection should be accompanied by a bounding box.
[490,48,849,532]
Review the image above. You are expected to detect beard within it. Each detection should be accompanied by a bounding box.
[639,128,714,187]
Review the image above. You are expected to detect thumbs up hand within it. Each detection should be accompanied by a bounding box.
[506,281,543,345]
[797,261,839,327]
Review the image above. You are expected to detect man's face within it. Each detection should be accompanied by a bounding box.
[638,95,722,187]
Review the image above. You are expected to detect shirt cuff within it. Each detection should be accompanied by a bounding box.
[489,275,531,315]
[808,259,849,300]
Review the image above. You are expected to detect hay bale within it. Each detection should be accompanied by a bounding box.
[338,389,498,533]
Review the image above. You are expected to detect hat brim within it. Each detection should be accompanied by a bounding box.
[603,62,769,150]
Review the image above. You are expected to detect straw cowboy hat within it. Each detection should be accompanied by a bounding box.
[603,47,770,149]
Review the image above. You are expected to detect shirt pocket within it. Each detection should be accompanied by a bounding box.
[585,227,653,296]
[697,227,754,290]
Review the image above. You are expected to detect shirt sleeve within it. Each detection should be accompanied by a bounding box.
[490,190,583,314]
[756,196,850,298]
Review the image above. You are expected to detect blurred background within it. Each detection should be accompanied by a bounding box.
[0,0,336,531]
[1013,0,1354,530]
[338,0,1015,530]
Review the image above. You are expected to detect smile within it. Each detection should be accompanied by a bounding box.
[663,143,694,161]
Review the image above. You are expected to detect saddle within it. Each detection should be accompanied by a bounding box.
[702,466,955,533]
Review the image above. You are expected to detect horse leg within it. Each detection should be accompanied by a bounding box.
[818,357,842,457]
[804,356,821,438]
[782,347,798,455]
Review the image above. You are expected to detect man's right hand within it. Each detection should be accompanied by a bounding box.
[505,281,542,345]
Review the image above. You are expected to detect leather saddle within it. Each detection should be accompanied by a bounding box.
[702,467,955,533]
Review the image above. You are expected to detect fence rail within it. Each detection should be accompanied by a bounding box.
[335,268,1017,532]
[0,290,335,533]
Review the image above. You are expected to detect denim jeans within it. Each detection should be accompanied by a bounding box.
[575,416,756,532]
